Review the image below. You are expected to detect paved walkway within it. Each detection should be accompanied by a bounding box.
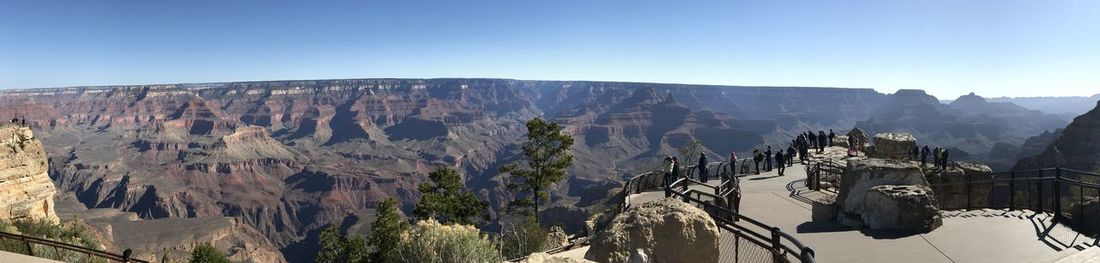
[626,163,1100,262]
[0,251,63,263]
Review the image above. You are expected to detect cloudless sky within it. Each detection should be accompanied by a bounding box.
[2,0,1098,99]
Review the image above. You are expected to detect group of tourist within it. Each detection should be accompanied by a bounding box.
[748,145,797,176]
[661,152,716,188]
[912,145,951,169]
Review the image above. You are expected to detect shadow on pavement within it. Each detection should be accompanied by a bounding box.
[796,221,851,234]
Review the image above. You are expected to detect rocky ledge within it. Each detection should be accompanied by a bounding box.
[0,125,58,222]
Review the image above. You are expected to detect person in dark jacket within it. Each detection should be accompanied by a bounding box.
[942,149,950,169]
[921,146,930,167]
[828,129,836,146]
[808,132,817,149]
[787,145,796,166]
[698,152,709,182]
[775,150,786,176]
[818,131,827,152]
[765,146,773,172]
[752,149,762,175]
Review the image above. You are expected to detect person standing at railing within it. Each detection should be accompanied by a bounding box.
[698,152,709,182]
[775,150,786,176]
[672,156,681,182]
[664,156,675,188]
[765,146,773,172]
[787,145,796,167]
[728,152,737,179]
[753,149,762,175]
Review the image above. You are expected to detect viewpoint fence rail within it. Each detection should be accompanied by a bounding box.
[0,231,148,263]
[804,158,1100,234]
[615,159,816,263]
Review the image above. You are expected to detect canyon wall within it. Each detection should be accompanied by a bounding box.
[0,78,1065,260]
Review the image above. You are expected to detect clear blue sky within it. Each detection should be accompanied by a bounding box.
[2,0,1098,98]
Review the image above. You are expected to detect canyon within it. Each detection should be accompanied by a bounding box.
[0,79,1073,261]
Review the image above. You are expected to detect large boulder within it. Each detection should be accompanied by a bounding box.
[836,158,929,227]
[812,196,838,222]
[870,133,917,160]
[586,198,719,263]
[862,185,942,232]
[927,162,993,209]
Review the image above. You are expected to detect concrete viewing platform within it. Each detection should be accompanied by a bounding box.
[620,163,1100,262]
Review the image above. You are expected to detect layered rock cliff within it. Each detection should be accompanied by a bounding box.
[855,90,1067,161]
[0,125,58,222]
[1015,101,1100,172]
[0,78,1065,261]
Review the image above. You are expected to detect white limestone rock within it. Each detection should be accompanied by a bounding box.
[0,126,58,222]
[862,185,942,232]
[585,198,719,263]
[835,158,928,227]
[870,133,917,160]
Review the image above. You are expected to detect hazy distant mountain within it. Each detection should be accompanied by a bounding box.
[988,94,1100,120]
[1015,101,1100,172]
[855,91,1068,164]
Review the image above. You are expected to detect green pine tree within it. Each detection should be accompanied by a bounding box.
[499,117,575,224]
[368,198,408,263]
[414,166,489,225]
[188,242,229,263]
[315,223,346,263]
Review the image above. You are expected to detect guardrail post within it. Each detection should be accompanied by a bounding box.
[21,236,33,256]
[1009,171,1016,210]
[771,228,782,262]
[1054,167,1062,222]
[966,172,973,210]
[1038,171,1044,213]
[801,247,815,262]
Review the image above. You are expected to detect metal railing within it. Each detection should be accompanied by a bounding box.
[666,186,815,262]
[0,231,148,263]
[925,167,1100,227]
[804,160,843,193]
[611,159,815,263]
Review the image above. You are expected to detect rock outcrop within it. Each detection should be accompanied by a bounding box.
[836,158,930,227]
[862,185,942,232]
[870,133,916,160]
[0,125,58,222]
[586,198,719,263]
[926,162,993,209]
